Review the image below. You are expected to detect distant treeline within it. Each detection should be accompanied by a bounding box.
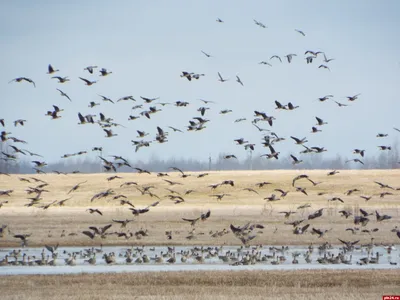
[1,143,399,174]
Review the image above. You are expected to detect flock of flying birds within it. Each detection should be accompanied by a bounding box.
[0,17,399,266]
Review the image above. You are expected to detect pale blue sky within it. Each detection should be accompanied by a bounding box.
[1,0,400,165]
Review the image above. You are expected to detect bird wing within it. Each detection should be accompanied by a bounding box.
[79,77,91,84]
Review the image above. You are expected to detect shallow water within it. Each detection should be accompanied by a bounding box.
[0,245,398,275]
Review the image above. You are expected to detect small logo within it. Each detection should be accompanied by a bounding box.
[383,296,400,300]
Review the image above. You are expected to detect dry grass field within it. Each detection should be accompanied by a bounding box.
[0,270,399,300]
[0,169,399,247]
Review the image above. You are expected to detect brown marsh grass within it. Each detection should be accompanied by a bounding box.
[0,270,399,300]
[0,170,399,247]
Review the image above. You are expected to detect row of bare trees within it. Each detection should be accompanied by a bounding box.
[1,141,399,174]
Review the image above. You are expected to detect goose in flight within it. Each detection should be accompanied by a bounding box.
[99,68,112,76]
[87,208,103,216]
[376,133,388,138]
[79,77,97,86]
[216,18,223,23]
[334,101,348,107]
[104,129,117,138]
[236,75,244,86]
[270,55,282,63]
[285,54,297,63]
[47,64,59,74]
[253,19,266,28]
[378,146,391,150]
[287,102,299,110]
[353,149,365,157]
[52,76,70,83]
[311,126,321,133]
[217,72,228,82]
[56,89,71,101]
[14,119,26,127]
[315,116,327,126]
[290,136,307,145]
[347,93,361,101]
[67,181,87,194]
[318,64,330,71]
[295,29,305,36]
[201,50,212,57]
[275,100,287,110]
[259,61,272,66]
[180,71,194,81]
[84,65,98,74]
[290,154,303,165]
[305,56,314,64]
[346,158,364,165]
[9,77,36,87]
[318,95,333,102]
[323,53,335,63]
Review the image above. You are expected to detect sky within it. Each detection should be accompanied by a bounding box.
[1,0,400,167]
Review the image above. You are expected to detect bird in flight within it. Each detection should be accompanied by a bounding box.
[295,29,305,36]
[259,61,272,66]
[236,75,244,86]
[56,89,71,102]
[347,93,361,101]
[79,77,97,86]
[47,64,59,74]
[318,64,330,71]
[253,19,267,28]
[201,50,212,57]
[9,77,36,87]
[84,66,98,74]
[218,72,228,82]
